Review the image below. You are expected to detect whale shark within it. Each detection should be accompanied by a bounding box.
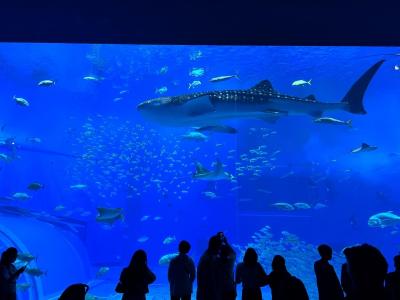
[137,60,384,130]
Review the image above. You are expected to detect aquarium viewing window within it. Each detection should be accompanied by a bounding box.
[0,43,399,300]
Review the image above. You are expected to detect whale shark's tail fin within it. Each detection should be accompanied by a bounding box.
[342,60,385,114]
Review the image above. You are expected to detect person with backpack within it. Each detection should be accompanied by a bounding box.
[268,255,309,300]
[116,250,156,300]
[235,247,268,300]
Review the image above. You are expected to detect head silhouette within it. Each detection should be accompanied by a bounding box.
[243,248,258,266]
[208,235,221,254]
[1,247,18,264]
[178,240,191,254]
[318,244,333,260]
[129,249,147,270]
[272,255,286,272]
[394,254,400,271]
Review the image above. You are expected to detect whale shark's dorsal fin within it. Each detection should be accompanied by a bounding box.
[361,143,370,148]
[196,162,209,174]
[251,80,273,91]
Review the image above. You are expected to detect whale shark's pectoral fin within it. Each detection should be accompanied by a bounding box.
[195,162,209,174]
[184,95,215,117]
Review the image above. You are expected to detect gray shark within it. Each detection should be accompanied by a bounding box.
[193,160,234,181]
[137,60,384,129]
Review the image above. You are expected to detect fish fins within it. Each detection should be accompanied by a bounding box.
[183,95,215,117]
[342,60,385,114]
[195,162,209,174]
[251,80,273,91]
[361,143,370,148]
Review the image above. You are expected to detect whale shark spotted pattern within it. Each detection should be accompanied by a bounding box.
[138,60,385,131]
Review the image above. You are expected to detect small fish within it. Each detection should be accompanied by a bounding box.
[314,117,352,127]
[202,191,217,199]
[25,267,47,277]
[12,192,31,200]
[38,80,55,87]
[271,202,295,211]
[293,202,312,210]
[158,66,169,75]
[113,97,123,102]
[153,216,162,221]
[155,86,168,95]
[351,143,378,153]
[96,266,110,277]
[292,79,312,86]
[17,253,37,263]
[163,235,176,245]
[188,80,202,89]
[395,65,399,71]
[140,215,150,222]
[0,153,10,161]
[314,203,328,210]
[189,68,205,77]
[14,96,29,107]
[70,184,88,190]
[27,182,44,191]
[137,236,149,243]
[54,205,66,211]
[209,75,239,83]
[83,76,103,81]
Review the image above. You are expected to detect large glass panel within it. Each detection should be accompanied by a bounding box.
[0,44,398,299]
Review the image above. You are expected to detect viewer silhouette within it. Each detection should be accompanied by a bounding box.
[341,248,354,300]
[196,235,221,300]
[314,244,344,300]
[0,247,27,300]
[268,255,309,300]
[235,247,268,300]
[384,254,400,300]
[59,283,89,300]
[168,240,196,300]
[218,233,237,300]
[116,250,156,300]
[344,244,388,300]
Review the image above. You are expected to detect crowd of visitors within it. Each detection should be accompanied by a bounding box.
[0,233,398,300]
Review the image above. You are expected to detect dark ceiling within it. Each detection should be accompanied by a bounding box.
[0,0,398,45]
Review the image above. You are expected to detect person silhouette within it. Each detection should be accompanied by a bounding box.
[384,254,400,300]
[196,235,222,300]
[344,244,388,300]
[314,244,344,300]
[268,255,309,300]
[117,250,156,300]
[341,248,354,300]
[235,247,268,300]
[59,283,89,300]
[168,240,196,300]
[0,247,27,300]
[218,234,237,300]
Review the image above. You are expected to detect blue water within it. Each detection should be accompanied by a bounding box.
[0,44,399,300]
